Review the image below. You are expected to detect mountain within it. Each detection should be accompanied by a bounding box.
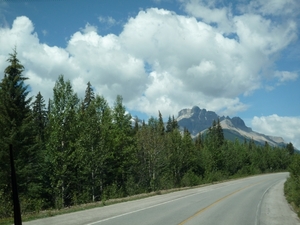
[176,106,286,147]
[177,106,219,135]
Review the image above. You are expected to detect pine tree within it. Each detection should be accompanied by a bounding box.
[216,119,224,147]
[171,115,179,130]
[158,111,165,135]
[204,119,224,173]
[0,49,40,215]
[286,142,294,155]
[32,92,47,142]
[83,81,95,109]
[133,116,139,135]
[166,116,172,133]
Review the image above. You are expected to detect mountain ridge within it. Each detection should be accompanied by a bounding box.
[176,106,286,147]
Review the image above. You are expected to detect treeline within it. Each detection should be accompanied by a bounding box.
[0,50,295,218]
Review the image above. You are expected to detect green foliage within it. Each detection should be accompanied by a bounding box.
[286,142,295,155]
[181,170,202,187]
[46,75,80,208]
[285,154,300,216]
[0,49,42,215]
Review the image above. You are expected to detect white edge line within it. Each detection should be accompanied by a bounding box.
[85,190,205,225]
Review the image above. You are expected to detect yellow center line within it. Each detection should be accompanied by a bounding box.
[178,181,263,225]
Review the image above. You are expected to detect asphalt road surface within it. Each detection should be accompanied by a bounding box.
[24,173,300,225]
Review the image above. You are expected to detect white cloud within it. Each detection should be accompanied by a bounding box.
[0,0,298,120]
[98,16,119,27]
[252,115,300,149]
[42,29,48,36]
[265,71,298,91]
[274,71,298,83]
[80,23,98,34]
[180,0,233,33]
[243,0,300,17]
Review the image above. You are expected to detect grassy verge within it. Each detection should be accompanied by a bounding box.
[284,154,300,219]
[284,176,300,218]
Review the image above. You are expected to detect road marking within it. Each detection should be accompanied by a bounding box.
[178,181,263,225]
[85,181,247,224]
[85,190,208,225]
[86,178,267,225]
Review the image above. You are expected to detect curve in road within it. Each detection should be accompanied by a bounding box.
[24,173,300,225]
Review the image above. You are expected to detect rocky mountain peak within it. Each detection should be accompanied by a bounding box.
[191,106,201,115]
[231,117,252,132]
[176,106,285,147]
[177,106,219,136]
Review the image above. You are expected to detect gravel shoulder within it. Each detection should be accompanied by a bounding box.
[260,179,300,225]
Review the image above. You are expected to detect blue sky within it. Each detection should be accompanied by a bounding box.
[0,0,300,148]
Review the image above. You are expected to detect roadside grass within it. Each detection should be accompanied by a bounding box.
[284,154,300,219]
[284,177,300,218]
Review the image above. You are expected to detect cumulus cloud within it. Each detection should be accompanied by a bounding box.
[0,0,298,119]
[252,115,300,149]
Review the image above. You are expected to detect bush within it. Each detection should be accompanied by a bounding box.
[285,154,300,217]
[204,171,225,183]
[181,170,202,187]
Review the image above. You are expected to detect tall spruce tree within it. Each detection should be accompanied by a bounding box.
[158,111,165,135]
[166,116,173,133]
[32,92,47,142]
[0,49,39,215]
[83,81,95,109]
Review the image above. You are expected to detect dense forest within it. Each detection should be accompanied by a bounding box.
[0,50,298,219]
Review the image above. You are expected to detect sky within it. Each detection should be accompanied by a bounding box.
[0,0,299,148]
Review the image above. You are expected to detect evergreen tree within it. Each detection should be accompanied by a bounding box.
[32,92,47,142]
[195,133,203,150]
[286,142,295,155]
[0,49,40,214]
[216,119,224,147]
[158,111,165,135]
[133,116,139,135]
[166,116,173,133]
[31,92,48,208]
[83,81,95,109]
[171,115,179,130]
[182,129,196,171]
[204,119,224,173]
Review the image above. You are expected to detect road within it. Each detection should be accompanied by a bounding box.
[24,173,300,225]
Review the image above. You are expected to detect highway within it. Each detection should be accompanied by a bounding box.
[24,173,300,225]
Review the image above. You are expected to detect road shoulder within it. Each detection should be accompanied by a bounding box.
[260,179,300,225]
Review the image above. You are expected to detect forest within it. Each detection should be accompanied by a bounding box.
[0,50,299,219]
